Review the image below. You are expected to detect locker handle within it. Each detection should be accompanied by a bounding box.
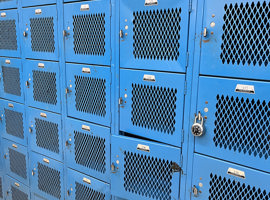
[82,125,90,131]
[1,12,6,17]
[83,178,91,185]
[8,103,14,108]
[203,27,207,37]
[43,158,50,164]
[5,59,10,64]
[80,4,89,11]
[23,31,28,37]
[14,182,20,187]
[25,80,30,87]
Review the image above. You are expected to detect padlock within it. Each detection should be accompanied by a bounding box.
[191,112,204,137]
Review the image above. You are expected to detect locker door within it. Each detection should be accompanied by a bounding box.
[30,152,64,200]
[64,0,111,65]
[22,0,56,8]
[120,69,185,147]
[0,0,17,9]
[3,140,29,186]
[119,0,189,72]
[0,10,20,57]
[199,0,270,80]
[24,60,61,113]
[0,58,24,103]
[0,100,27,146]
[22,5,59,61]
[65,168,110,200]
[66,63,111,126]
[27,108,63,162]
[4,175,30,200]
[111,136,181,200]
[65,118,110,183]
[191,154,270,199]
[195,76,270,173]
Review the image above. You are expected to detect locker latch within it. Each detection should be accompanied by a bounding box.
[65,88,71,94]
[120,30,124,38]
[191,112,204,137]
[23,31,27,37]
[25,81,30,87]
[192,185,199,197]
[171,162,181,173]
[63,30,70,37]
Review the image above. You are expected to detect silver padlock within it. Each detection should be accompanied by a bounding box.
[191,112,204,137]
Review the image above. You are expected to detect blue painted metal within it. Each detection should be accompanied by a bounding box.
[4,175,30,200]
[0,0,17,10]
[22,0,56,8]
[24,59,61,113]
[0,174,3,200]
[63,0,111,66]
[65,168,110,200]
[27,107,63,162]
[64,117,111,183]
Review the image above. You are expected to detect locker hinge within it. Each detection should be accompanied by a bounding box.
[171,162,181,173]
[189,0,193,13]
[110,3,112,17]
[184,81,187,95]
[180,154,184,168]
[186,52,190,68]
[181,129,184,144]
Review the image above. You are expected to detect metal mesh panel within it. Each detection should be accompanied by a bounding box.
[73,14,106,55]
[209,173,270,199]
[124,151,173,200]
[38,163,61,199]
[75,182,105,200]
[131,84,177,134]
[220,1,270,66]
[33,70,57,105]
[0,20,17,50]
[214,95,270,159]
[133,8,181,61]
[35,118,59,154]
[11,186,28,200]
[2,66,21,96]
[74,76,106,116]
[30,17,55,52]
[0,177,2,198]
[9,148,27,179]
[74,131,106,173]
[4,108,24,139]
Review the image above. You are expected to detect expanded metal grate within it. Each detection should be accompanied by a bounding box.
[35,118,59,154]
[38,163,61,199]
[133,8,181,61]
[4,108,24,139]
[214,95,270,159]
[11,186,29,200]
[9,148,27,179]
[124,151,173,200]
[33,70,57,105]
[75,182,105,200]
[209,173,270,199]
[131,84,177,134]
[220,1,270,67]
[75,76,106,117]
[73,14,106,56]
[0,20,17,50]
[2,66,21,96]
[30,17,55,52]
[74,131,106,173]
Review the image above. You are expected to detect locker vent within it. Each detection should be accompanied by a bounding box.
[5,108,24,139]
[209,173,270,199]
[133,8,181,61]
[0,20,17,50]
[38,163,61,199]
[30,17,55,52]
[74,131,106,173]
[131,84,177,134]
[0,177,2,198]
[214,95,270,159]
[73,14,106,56]
[11,185,28,200]
[220,1,270,67]
[75,76,106,117]
[33,70,57,105]
[124,151,173,200]
[75,182,105,200]
[2,66,21,96]
[9,148,27,179]
[35,118,59,153]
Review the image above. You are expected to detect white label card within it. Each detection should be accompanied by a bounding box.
[227,167,246,179]
[235,84,255,94]
[145,0,158,6]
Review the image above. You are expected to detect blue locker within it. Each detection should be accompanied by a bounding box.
[27,108,63,162]
[111,136,181,200]
[120,69,185,147]
[66,63,111,127]
[192,154,270,199]
[24,60,61,113]
[65,118,110,183]
[63,0,111,66]
[195,76,270,173]
[22,0,56,8]
[65,168,110,200]
[199,0,270,80]
[0,100,27,146]
[0,175,3,200]
[0,58,24,103]
[0,10,20,58]
[3,139,29,186]
[0,0,17,10]
[4,175,30,200]
[21,5,59,61]
[30,152,64,200]
[119,0,189,72]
